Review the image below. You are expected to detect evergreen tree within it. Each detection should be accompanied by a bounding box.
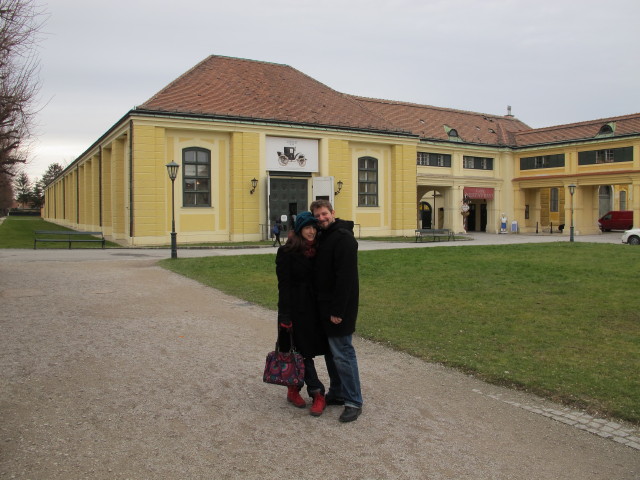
[31,177,43,208]
[13,171,31,207]
[40,162,64,186]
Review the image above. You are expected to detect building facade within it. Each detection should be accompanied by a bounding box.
[43,56,640,245]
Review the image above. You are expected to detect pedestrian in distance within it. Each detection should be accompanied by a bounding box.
[271,219,283,247]
[310,199,363,423]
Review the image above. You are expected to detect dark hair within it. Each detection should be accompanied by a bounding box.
[310,199,333,213]
[283,229,316,255]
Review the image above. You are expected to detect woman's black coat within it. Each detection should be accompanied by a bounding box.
[276,247,328,357]
[313,219,359,337]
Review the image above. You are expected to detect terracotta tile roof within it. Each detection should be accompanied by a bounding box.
[136,55,410,135]
[135,55,640,149]
[513,113,640,147]
[348,96,531,146]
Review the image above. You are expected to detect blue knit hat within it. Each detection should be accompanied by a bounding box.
[294,211,318,234]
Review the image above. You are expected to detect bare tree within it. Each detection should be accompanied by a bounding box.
[0,0,46,175]
[0,168,13,214]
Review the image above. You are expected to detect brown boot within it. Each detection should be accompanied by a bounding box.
[309,392,326,416]
[287,386,306,408]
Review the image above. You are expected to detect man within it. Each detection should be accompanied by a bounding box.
[310,199,362,423]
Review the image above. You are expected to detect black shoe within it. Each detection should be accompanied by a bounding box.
[325,394,345,406]
[339,406,362,423]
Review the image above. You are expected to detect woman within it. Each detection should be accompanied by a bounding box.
[275,211,329,416]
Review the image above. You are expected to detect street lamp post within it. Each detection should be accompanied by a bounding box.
[568,183,576,243]
[166,161,180,259]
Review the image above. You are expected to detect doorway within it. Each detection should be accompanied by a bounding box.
[269,178,308,232]
[466,202,487,232]
[420,202,432,229]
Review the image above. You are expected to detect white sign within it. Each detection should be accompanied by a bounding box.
[266,136,319,173]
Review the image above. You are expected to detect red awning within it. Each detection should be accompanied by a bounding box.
[463,187,494,200]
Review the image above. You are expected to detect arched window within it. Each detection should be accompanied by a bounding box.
[444,125,462,142]
[596,123,614,137]
[620,190,627,210]
[182,147,211,207]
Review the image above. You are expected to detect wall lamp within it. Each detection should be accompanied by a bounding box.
[334,180,344,195]
[250,177,258,194]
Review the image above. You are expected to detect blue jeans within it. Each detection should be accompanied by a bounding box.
[324,335,362,408]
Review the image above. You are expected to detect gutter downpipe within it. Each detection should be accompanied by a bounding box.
[98,146,103,227]
[129,120,134,240]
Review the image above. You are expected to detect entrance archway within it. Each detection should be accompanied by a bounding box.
[599,185,612,217]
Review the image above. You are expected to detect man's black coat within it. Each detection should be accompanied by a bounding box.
[313,218,359,337]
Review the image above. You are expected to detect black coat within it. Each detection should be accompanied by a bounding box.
[276,247,328,357]
[313,219,359,337]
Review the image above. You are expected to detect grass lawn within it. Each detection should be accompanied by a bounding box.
[160,243,640,425]
[0,216,119,248]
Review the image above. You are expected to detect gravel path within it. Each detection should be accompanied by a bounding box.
[0,246,638,479]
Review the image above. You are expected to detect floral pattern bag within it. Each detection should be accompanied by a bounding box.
[263,330,305,387]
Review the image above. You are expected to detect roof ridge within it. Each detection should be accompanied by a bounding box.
[516,112,640,135]
[137,55,294,108]
[349,94,515,121]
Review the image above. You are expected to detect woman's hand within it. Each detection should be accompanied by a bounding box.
[330,315,342,325]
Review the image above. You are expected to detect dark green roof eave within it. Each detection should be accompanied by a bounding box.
[419,136,516,148]
[55,111,134,180]
[513,132,640,149]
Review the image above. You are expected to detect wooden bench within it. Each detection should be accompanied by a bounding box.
[415,228,454,242]
[34,230,105,249]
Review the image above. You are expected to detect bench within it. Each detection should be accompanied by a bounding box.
[34,230,105,249]
[415,228,454,242]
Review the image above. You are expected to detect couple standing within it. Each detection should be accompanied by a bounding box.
[275,199,363,423]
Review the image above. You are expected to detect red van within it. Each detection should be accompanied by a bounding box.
[598,211,633,231]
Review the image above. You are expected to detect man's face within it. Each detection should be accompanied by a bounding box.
[313,206,336,230]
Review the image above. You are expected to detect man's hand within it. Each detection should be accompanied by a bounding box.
[330,315,343,325]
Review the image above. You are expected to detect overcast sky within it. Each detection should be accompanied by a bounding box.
[25,0,640,179]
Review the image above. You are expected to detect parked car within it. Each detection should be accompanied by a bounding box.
[622,228,640,245]
[598,211,633,231]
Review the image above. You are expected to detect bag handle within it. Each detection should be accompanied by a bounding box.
[275,324,298,354]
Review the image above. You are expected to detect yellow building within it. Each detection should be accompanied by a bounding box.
[43,55,640,245]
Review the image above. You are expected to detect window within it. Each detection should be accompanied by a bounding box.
[578,146,633,165]
[417,152,451,167]
[444,125,462,142]
[358,156,378,206]
[596,123,614,137]
[620,190,627,210]
[550,188,559,212]
[596,149,615,163]
[182,147,211,207]
[520,154,565,170]
[463,156,493,170]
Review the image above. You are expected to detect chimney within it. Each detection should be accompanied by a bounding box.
[507,105,513,117]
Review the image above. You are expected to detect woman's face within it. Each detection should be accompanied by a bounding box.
[301,225,317,242]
